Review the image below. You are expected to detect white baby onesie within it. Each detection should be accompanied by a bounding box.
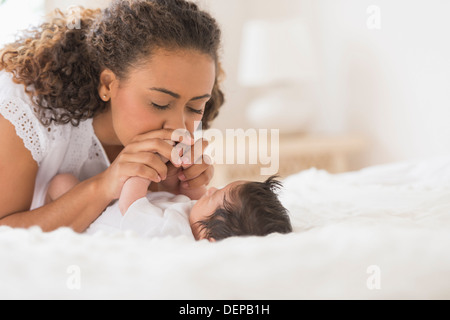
[85,192,196,240]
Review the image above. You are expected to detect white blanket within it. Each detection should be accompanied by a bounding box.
[1,156,450,299]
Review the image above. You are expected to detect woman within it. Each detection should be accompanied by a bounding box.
[0,0,224,232]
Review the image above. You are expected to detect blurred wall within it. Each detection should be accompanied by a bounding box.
[311,0,450,166]
[206,0,450,167]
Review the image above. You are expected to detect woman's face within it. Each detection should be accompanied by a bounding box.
[106,48,216,146]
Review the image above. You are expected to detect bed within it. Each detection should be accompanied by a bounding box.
[1,156,450,300]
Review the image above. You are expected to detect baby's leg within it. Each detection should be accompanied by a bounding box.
[45,173,80,204]
[119,177,150,215]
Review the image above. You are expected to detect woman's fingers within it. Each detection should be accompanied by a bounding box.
[127,129,194,167]
[119,152,168,180]
[179,163,214,189]
[110,129,208,193]
[180,139,211,167]
[103,129,193,200]
[131,128,194,145]
[131,129,175,143]
[111,161,162,187]
[173,139,214,189]
[126,139,175,163]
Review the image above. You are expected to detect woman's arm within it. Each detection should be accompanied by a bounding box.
[0,115,111,233]
[0,114,37,217]
[0,175,111,233]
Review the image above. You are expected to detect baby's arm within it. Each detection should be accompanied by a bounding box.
[118,177,150,215]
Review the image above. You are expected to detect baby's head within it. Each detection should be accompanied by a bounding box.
[189,176,292,241]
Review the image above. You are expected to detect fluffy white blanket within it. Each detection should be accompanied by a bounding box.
[1,157,450,299]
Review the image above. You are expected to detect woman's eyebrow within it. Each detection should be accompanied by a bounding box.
[190,93,212,101]
[150,87,211,101]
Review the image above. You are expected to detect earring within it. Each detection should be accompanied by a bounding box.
[102,94,108,101]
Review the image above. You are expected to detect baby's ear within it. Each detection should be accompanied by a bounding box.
[208,237,216,243]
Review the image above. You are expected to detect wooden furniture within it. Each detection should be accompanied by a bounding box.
[210,133,367,186]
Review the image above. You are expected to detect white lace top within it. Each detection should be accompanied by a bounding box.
[0,70,110,210]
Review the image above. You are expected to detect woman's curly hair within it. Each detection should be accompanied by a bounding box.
[0,0,224,129]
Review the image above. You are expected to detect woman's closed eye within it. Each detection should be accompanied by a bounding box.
[151,102,170,110]
[188,106,204,115]
[150,102,204,115]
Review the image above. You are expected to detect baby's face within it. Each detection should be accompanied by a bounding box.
[190,181,246,240]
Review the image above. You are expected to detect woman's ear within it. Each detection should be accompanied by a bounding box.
[98,69,117,101]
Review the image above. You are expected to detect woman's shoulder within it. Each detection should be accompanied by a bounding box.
[0,70,28,98]
[0,70,70,164]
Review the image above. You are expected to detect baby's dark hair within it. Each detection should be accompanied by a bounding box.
[199,176,292,241]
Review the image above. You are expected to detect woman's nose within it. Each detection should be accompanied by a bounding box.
[164,111,186,132]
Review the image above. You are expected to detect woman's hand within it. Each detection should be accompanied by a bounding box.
[157,138,213,199]
[157,161,183,194]
[98,129,183,201]
[177,139,214,198]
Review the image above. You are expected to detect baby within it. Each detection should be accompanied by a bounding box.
[46,172,292,241]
